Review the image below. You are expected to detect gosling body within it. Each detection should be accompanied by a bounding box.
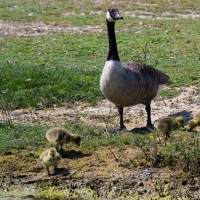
[188,110,200,131]
[46,127,81,151]
[175,116,185,128]
[154,116,184,139]
[40,147,61,175]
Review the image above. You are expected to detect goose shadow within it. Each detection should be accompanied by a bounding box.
[169,110,193,126]
[129,126,153,134]
[56,167,70,176]
[60,150,92,159]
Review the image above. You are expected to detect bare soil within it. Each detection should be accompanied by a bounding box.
[0,9,199,37]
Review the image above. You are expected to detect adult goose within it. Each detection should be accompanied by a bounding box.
[100,8,170,132]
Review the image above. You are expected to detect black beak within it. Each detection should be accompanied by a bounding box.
[115,14,123,20]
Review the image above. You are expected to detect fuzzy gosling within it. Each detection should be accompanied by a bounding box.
[175,116,185,128]
[46,127,81,152]
[154,116,184,140]
[40,147,61,176]
[188,110,200,132]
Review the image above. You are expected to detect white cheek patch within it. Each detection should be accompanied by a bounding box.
[106,12,116,22]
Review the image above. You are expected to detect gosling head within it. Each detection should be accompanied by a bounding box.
[175,116,185,128]
[71,134,81,147]
[106,8,123,23]
[188,119,198,132]
[48,148,57,160]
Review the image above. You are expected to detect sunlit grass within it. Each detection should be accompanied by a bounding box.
[0,17,200,108]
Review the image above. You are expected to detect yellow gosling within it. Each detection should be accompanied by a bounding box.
[154,116,180,140]
[40,147,61,176]
[46,127,81,152]
[188,110,200,132]
[175,116,185,128]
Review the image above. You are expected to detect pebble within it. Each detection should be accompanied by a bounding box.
[137,181,144,186]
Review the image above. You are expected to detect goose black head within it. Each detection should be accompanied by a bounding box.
[106,8,123,22]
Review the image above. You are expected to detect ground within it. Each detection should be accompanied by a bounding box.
[0,86,200,199]
[0,15,200,199]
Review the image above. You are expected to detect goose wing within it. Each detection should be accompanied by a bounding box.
[122,62,170,85]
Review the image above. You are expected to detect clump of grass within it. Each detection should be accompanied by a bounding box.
[0,62,103,109]
[132,130,200,174]
[0,124,47,153]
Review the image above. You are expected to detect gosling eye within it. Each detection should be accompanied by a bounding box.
[175,124,178,128]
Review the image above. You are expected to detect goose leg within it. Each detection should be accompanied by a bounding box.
[165,132,170,140]
[145,104,154,129]
[54,166,58,175]
[46,167,51,176]
[118,107,126,130]
[58,144,65,156]
[130,105,154,133]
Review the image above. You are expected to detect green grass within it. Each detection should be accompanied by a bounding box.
[0,18,200,108]
[1,123,200,174]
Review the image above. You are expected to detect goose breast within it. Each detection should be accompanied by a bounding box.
[100,60,169,107]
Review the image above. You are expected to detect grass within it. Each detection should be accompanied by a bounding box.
[0,122,199,175]
[0,1,200,196]
[0,19,200,108]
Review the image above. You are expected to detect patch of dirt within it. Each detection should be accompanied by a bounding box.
[0,9,199,37]
[0,20,102,37]
[1,86,199,130]
[0,147,200,199]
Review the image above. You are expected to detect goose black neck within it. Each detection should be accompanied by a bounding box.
[106,20,120,61]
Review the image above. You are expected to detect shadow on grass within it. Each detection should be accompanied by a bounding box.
[170,110,193,125]
[130,126,153,134]
[61,150,92,159]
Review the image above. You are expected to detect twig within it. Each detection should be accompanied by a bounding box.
[142,42,148,64]
[62,164,87,180]
[107,147,119,162]
[156,132,163,146]
[134,140,150,159]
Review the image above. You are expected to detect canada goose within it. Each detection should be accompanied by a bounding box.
[188,110,200,132]
[100,8,170,132]
[40,147,61,176]
[154,116,183,139]
[46,127,81,152]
